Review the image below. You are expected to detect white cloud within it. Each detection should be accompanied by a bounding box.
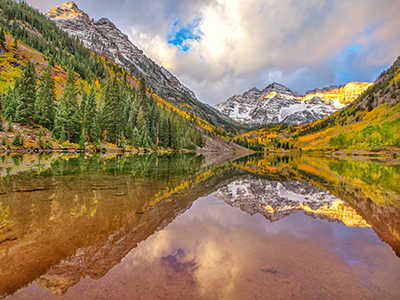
[28,0,400,105]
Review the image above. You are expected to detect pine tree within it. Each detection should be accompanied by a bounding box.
[53,70,82,143]
[135,105,146,147]
[60,125,67,142]
[99,78,123,145]
[7,116,12,132]
[121,90,132,138]
[194,130,204,147]
[79,130,86,149]
[131,127,140,148]
[80,90,87,118]
[12,131,22,146]
[15,60,36,125]
[0,28,5,48]
[143,128,152,149]
[148,101,157,145]
[3,86,15,120]
[183,130,194,149]
[158,112,167,148]
[138,77,148,115]
[126,99,137,142]
[35,66,56,129]
[83,85,99,143]
[168,115,178,149]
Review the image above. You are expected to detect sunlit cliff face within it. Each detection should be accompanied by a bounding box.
[261,82,373,108]
[303,82,373,108]
[46,1,90,21]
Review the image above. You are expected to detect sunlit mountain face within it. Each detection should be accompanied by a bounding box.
[215,82,372,125]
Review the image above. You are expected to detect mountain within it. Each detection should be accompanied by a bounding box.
[215,82,372,126]
[292,55,400,151]
[46,2,236,133]
[304,82,373,108]
[0,0,215,152]
[234,55,400,151]
[46,2,195,101]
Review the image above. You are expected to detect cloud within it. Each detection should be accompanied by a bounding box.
[27,0,400,105]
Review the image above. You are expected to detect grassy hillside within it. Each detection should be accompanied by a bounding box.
[236,55,400,153]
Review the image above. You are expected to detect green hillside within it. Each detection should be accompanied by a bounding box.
[294,55,400,152]
[236,55,400,154]
[0,0,210,151]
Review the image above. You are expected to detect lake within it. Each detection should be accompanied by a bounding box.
[1,152,400,299]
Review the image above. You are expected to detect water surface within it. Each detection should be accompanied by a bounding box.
[1,153,399,299]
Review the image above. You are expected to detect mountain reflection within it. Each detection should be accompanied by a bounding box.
[213,178,369,227]
[0,152,399,298]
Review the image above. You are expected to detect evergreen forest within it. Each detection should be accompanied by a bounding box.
[0,0,204,151]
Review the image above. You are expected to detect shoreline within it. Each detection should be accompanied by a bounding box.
[263,148,399,157]
[1,147,398,161]
[0,147,250,155]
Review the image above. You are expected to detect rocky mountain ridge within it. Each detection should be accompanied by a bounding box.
[46,2,195,100]
[46,2,233,131]
[215,82,372,125]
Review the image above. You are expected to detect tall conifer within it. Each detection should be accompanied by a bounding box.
[80,90,87,118]
[35,66,56,129]
[99,78,122,145]
[15,60,36,125]
[0,28,5,48]
[83,85,99,143]
[126,99,137,142]
[53,70,82,142]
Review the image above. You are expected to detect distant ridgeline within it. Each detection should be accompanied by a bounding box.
[0,0,206,150]
[234,55,400,152]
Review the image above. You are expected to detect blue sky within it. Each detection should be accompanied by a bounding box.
[168,18,202,52]
[27,0,400,105]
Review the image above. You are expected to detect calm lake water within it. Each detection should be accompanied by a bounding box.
[1,152,399,299]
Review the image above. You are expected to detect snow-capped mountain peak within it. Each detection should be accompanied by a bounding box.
[215,82,372,125]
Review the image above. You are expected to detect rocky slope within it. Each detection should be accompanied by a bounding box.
[215,82,372,125]
[46,2,194,101]
[213,177,370,227]
[46,2,232,131]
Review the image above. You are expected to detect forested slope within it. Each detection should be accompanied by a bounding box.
[233,55,400,153]
[0,0,227,151]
